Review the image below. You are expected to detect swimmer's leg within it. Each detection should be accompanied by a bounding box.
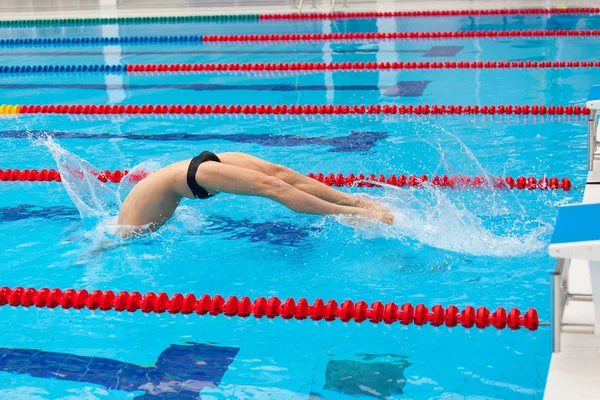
[196,161,393,224]
[217,152,383,210]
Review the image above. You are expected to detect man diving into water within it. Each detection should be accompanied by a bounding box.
[117,151,394,237]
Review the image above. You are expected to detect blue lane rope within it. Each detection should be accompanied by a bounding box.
[0,35,203,47]
[0,65,127,73]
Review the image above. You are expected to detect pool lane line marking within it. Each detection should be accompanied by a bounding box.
[0,47,463,57]
[0,82,432,98]
[0,130,386,153]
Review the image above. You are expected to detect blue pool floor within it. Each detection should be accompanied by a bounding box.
[0,10,598,400]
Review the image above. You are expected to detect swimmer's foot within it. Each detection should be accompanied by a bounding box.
[378,211,394,225]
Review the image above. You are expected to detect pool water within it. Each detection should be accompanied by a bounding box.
[0,12,599,400]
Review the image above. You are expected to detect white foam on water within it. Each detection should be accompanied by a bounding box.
[338,118,551,257]
[337,185,549,257]
[390,186,549,257]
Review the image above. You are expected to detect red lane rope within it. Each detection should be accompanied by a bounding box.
[259,8,600,20]
[202,29,600,43]
[0,286,540,330]
[309,173,572,191]
[0,169,572,191]
[63,114,589,123]
[15,104,591,116]
[124,60,600,73]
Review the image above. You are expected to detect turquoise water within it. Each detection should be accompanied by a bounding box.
[0,13,598,399]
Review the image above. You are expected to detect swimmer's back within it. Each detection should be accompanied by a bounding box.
[117,161,190,233]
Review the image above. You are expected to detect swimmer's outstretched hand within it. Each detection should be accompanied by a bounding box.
[371,210,394,224]
[351,195,394,224]
[352,195,390,213]
[336,209,394,230]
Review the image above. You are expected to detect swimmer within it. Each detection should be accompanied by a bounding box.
[117,151,393,237]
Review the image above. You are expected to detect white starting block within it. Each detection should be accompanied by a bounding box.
[550,203,600,261]
[549,204,598,350]
[587,84,600,171]
[548,85,600,353]
[589,85,600,110]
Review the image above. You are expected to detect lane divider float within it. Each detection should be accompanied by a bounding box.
[2,104,591,116]
[0,286,541,330]
[0,7,597,27]
[308,173,572,191]
[62,114,589,123]
[2,60,599,75]
[260,7,600,19]
[0,169,572,191]
[202,29,600,43]
[0,35,203,47]
[0,14,259,27]
[1,29,598,47]
[120,60,600,72]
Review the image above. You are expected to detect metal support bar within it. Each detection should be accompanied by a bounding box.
[297,0,304,13]
[551,258,569,352]
[551,258,595,352]
[563,324,595,334]
[588,109,598,171]
[569,293,593,302]
[330,0,337,12]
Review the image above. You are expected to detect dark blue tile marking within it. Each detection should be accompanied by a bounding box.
[0,343,238,399]
[383,81,430,97]
[199,215,321,246]
[0,46,463,57]
[0,130,388,153]
[546,15,580,31]
[510,41,550,49]
[0,82,427,95]
[0,206,320,246]
[0,205,78,222]
[507,55,551,62]
[422,46,463,57]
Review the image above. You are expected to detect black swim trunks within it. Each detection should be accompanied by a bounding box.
[186,151,221,199]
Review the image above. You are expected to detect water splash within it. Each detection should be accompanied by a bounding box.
[38,137,169,254]
[42,137,118,222]
[387,185,549,257]
[340,118,551,257]
[414,118,526,216]
[338,186,549,257]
